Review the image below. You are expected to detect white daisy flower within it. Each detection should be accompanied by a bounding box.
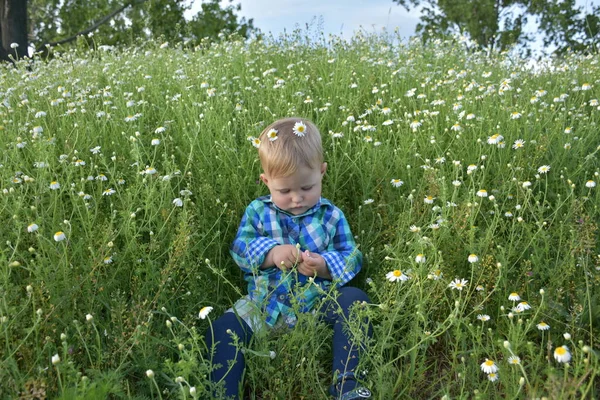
[199,306,213,319]
[293,121,307,137]
[480,359,498,374]
[386,269,409,282]
[554,346,571,363]
[449,278,468,290]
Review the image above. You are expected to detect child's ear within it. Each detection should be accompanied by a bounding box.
[320,162,327,176]
[259,173,269,185]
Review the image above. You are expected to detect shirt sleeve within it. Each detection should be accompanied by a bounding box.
[230,202,279,273]
[320,208,362,287]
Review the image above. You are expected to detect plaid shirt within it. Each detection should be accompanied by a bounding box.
[230,196,362,327]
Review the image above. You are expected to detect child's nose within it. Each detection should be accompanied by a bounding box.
[292,193,303,203]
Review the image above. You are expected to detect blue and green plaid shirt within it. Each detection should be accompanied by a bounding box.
[230,196,362,327]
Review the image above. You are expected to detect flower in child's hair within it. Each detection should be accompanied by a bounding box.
[251,137,261,148]
[27,223,39,233]
[468,254,479,263]
[266,129,278,141]
[554,346,571,363]
[293,121,307,137]
[415,254,426,263]
[480,359,498,374]
[508,356,521,365]
[487,372,499,382]
[386,269,409,282]
[199,306,213,319]
[508,292,520,301]
[537,321,550,331]
[54,231,66,242]
[449,278,468,290]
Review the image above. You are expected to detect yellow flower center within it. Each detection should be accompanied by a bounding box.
[393,270,402,277]
[484,360,494,366]
[555,347,566,356]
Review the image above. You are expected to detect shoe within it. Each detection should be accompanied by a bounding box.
[329,372,371,399]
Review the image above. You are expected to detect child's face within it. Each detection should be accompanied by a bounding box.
[260,163,327,215]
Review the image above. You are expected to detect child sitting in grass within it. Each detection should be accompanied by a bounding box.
[205,117,372,399]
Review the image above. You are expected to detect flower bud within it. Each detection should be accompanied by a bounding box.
[146,369,155,378]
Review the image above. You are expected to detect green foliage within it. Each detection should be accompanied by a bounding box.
[27,0,256,49]
[394,0,599,55]
[1,30,600,398]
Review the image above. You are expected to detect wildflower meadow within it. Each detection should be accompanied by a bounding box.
[1,31,599,399]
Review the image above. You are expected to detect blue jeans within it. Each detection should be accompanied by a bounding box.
[205,286,371,399]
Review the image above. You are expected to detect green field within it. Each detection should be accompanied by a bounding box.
[1,32,599,399]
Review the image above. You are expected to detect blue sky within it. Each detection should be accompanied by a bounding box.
[187,0,598,45]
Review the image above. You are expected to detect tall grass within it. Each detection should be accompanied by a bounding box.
[0,31,598,398]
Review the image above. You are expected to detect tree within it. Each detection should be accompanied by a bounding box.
[1,0,256,62]
[393,0,599,55]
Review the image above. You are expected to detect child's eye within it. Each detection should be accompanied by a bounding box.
[302,186,314,191]
[279,189,290,194]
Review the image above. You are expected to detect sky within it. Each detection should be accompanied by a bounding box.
[187,0,599,46]
[186,0,423,41]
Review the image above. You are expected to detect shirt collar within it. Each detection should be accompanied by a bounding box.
[261,196,329,217]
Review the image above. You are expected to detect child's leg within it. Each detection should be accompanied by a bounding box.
[206,312,253,400]
[320,286,372,395]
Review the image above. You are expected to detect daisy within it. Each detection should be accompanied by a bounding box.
[582,83,592,91]
[54,231,66,242]
[173,198,183,207]
[476,285,484,291]
[512,139,525,149]
[415,254,426,263]
[515,301,531,312]
[382,119,393,126]
[27,223,39,233]
[511,111,522,119]
[586,180,596,188]
[49,181,60,190]
[468,254,479,263]
[386,269,409,282]
[487,134,503,144]
[564,127,572,134]
[266,128,278,141]
[390,179,404,187]
[293,121,307,137]
[155,126,166,134]
[199,306,213,319]
[537,321,550,331]
[409,120,422,130]
[363,199,374,205]
[538,165,550,174]
[476,189,488,197]
[151,138,160,146]
[424,195,435,204]
[508,292,520,301]
[409,225,421,233]
[507,356,521,365]
[477,314,490,322]
[103,256,113,264]
[467,164,478,173]
[102,188,116,196]
[452,180,462,187]
[90,146,101,154]
[487,372,499,382]
[251,137,261,148]
[449,278,468,290]
[427,269,443,280]
[554,346,571,363]
[480,359,498,374]
[74,159,86,166]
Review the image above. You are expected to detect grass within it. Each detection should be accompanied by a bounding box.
[0,30,599,399]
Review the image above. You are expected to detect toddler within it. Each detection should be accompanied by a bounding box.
[205,117,372,399]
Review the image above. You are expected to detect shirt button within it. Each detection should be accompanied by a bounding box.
[278,294,286,301]
[292,218,298,223]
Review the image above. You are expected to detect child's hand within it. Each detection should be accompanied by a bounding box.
[298,250,332,280]
[265,244,301,270]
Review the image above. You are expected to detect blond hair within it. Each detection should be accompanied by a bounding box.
[258,117,323,177]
